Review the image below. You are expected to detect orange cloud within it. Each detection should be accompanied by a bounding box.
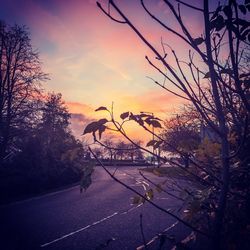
[66,102,93,115]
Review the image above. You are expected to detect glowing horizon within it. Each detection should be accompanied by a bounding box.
[0,0,205,142]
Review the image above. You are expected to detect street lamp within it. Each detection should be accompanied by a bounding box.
[140,111,155,162]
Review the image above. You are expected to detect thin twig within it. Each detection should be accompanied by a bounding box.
[140,213,148,250]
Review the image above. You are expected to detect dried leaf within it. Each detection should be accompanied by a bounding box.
[146,140,157,147]
[150,119,162,128]
[193,37,204,46]
[120,112,130,120]
[83,121,100,135]
[98,125,106,140]
[146,189,154,200]
[239,4,247,15]
[203,72,210,78]
[95,106,108,112]
[98,118,108,125]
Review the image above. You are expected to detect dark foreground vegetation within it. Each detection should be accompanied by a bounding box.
[0,22,88,204]
[0,92,86,204]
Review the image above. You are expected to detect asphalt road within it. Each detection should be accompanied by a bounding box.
[0,166,191,250]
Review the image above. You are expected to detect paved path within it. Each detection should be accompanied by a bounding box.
[0,166,190,250]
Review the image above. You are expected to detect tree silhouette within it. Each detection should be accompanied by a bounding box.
[0,21,47,163]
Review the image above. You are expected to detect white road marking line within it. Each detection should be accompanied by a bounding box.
[121,204,143,214]
[142,184,147,191]
[141,181,149,187]
[117,169,150,193]
[40,212,118,248]
[39,169,148,247]
[136,221,179,250]
[40,202,143,248]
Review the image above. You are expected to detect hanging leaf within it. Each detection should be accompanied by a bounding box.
[146,189,154,200]
[210,15,225,31]
[83,121,100,135]
[136,117,144,126]
[95,106,108,112]
[146,140,157,147]
[216,17,225,31]
[145,117,152,125]
[92,131,97,141]
[239,4,247,15]
[203,72,211,78]
[153,140,163,149]
[98,118,108,125]
[144,116,162,126]
[131,115,144,126]
[120,111,130,120]
[150,119,162,128]
[139,113,151,118]
[220,68,233,75]
[129,113,136,120]
[193,37,204,46]
[83,119,108,135]
[211,5,222,21]
[98,125,106,140]
[80,162,94,192]
[152,117,162,121]
[234,19,250,28]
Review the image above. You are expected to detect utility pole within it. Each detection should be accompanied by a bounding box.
[140,111,155,164]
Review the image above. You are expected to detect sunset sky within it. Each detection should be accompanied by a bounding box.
[0,0,207,142]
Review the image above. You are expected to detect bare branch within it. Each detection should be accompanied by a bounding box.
[96,1,127,24]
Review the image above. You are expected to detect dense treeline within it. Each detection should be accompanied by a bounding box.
[0,93,86,203]
[0,22,86,203]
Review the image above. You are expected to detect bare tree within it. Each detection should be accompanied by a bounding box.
[84,1,250,249]
[0,21,47,163]
[102,137,116,162]
[116,140,127,160]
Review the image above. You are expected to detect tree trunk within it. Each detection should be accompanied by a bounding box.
[204,1,230,248]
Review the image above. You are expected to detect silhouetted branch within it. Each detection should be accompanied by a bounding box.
[96,1,127,24]
[140,0,192,46]
[174,0,204,12]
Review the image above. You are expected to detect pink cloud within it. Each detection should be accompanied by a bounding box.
[70,113,93,138]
